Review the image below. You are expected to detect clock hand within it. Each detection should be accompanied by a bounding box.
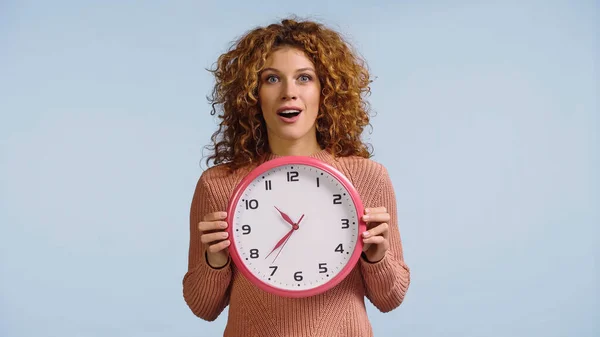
[296,214,305,226]
[274,206,295,227]
[272,229,294,264]
[265,227,295,259]
[265,213,304,261]
[271,215,304,263]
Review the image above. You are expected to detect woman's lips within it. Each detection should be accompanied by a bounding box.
[277,111,302,123]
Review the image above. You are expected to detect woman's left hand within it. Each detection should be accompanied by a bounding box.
[361,207,391,263]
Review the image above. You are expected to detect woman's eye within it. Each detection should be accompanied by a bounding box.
[299,75,311,82]
[266,75,278,83]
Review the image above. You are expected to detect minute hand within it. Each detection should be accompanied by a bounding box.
[265,214,304,260]
[265,228,295,259]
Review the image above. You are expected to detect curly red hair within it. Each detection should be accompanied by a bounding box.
[204,17,374,171]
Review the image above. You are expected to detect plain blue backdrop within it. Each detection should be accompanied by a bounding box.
[1,1,597,336]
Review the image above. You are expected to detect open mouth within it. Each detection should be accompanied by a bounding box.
[277,109,302,119]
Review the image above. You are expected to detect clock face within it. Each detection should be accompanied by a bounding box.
[227,157,365,298]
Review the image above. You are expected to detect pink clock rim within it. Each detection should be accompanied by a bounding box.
[226,156,367,298]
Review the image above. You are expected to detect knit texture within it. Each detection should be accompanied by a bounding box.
[182,149,410,337]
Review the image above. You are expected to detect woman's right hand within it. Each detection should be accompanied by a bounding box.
[198,211,230,268]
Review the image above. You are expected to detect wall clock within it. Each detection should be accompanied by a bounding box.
[226,156,366,298]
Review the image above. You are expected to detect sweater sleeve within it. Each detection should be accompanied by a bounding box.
[359,165,411,312]
[182,172,232,321]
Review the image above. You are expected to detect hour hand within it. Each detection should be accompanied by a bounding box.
[274,206,295,227]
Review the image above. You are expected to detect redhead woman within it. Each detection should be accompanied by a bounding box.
[183,17,410,337]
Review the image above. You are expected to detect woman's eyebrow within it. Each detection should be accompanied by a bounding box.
[261,67,316,73]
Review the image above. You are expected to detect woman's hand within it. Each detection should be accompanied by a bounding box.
[198,211,230,268]
[361,207,391,263]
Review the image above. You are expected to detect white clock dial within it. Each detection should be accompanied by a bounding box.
[231,164,360,292]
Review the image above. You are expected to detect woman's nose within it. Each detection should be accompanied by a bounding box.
[281,81,298,100]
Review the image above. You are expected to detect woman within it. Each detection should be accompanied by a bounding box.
[183,18,410,336]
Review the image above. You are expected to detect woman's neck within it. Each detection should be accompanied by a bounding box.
[267,137,322,157]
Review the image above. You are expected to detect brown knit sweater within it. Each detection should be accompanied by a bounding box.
[182,149,410,337]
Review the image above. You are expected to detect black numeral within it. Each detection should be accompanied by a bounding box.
[287,171,299,182]
[333,194,342,205]
[242,224,251,235]
[316,177,320,187]
[269,266,278,276]
[319,263,328,273]
[294,271,303,281]
[250,249,259,259]
[335,243,344,253]
[341,219,349,229]
[265,180,272,190]
[245,199,259,210]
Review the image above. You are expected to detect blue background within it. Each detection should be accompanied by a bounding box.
[1,1,597,336]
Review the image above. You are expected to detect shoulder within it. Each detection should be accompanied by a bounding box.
[331,155,394,204]
[194,163,243,194]
[333,155,390,185]
[199,164,233,183]
[200,162,255,182]
[191,163,255,211]
[194,165,225,191]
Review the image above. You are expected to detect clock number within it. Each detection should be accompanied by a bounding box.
[316,177,320,187]
[250,249,259,259]
[265,180,272,190]
[335,243,344,254]
[341,219,349,229]
[287,171,299,182]
[242,224,251,235]
[245,199,259,210]
[269,266,278,276]
[333,194,342,205]
[319,263,328,273]
[294,271,303,281]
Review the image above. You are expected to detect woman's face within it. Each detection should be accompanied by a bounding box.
[258,46,322,154]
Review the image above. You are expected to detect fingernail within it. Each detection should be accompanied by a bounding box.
[363,215,370,221]
[362,231,370,237]
[220,222,227,228]
[222,232,229,238]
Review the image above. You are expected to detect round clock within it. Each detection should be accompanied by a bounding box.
[226,156,367,298]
